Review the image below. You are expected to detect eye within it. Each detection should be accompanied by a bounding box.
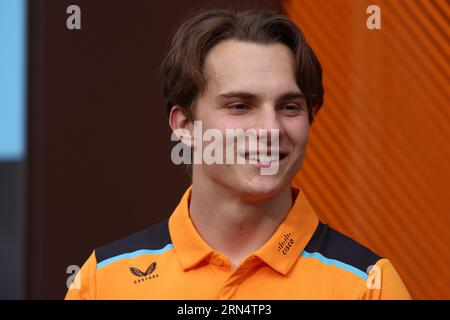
[228,103,249,109]
[225,103,251,114]
[279,104,307,115]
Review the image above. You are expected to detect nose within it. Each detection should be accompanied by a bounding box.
[255,104,285,149]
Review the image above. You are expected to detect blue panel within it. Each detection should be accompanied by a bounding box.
[301,251,368,280]
[0,0,26,160]
[97,244,175,270]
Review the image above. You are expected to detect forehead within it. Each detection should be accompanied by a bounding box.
[203,39,299,95]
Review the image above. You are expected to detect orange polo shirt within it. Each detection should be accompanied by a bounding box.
[65,186,411,299]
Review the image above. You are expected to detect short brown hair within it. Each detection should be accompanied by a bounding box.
[162,8,324,123]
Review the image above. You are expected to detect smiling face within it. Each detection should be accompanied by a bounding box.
[186,39,310,201]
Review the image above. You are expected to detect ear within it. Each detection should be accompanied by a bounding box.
[169,105,194,148]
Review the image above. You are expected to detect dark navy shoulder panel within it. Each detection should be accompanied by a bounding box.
[95,219,171,265]
[305,222,381,273]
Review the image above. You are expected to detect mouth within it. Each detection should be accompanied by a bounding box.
[242,151,288,167]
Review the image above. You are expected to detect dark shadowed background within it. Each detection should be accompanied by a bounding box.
[25,0,281,300]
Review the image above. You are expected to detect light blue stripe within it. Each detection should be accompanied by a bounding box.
[0,0,27,160]
[96,244,174,270]
[301,250,368,280]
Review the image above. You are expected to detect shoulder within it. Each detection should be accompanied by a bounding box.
[304,222,382,276]
[95,219,172,268]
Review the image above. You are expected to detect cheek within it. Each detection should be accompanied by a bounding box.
[284,119,309,148]
[215,116,251,131]
[197,109,246,131]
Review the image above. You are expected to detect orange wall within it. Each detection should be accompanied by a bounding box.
[285,0,449,299]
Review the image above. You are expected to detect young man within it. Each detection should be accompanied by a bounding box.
[66,9,411,299]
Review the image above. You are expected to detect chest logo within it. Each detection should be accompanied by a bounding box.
[129,262,159,284]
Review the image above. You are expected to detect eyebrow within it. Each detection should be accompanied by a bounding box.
[215,91,306,102]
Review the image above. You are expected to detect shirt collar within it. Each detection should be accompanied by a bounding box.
[169,186,214,271]
[252,187,319,275]
[169,185,318,275]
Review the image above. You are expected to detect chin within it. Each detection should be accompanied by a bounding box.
[200,163,294,201]
[234,174,289,202]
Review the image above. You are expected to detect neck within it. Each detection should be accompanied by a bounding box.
[189,174,293,267]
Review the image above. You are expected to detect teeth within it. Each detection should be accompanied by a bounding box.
[246,154,280,162]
